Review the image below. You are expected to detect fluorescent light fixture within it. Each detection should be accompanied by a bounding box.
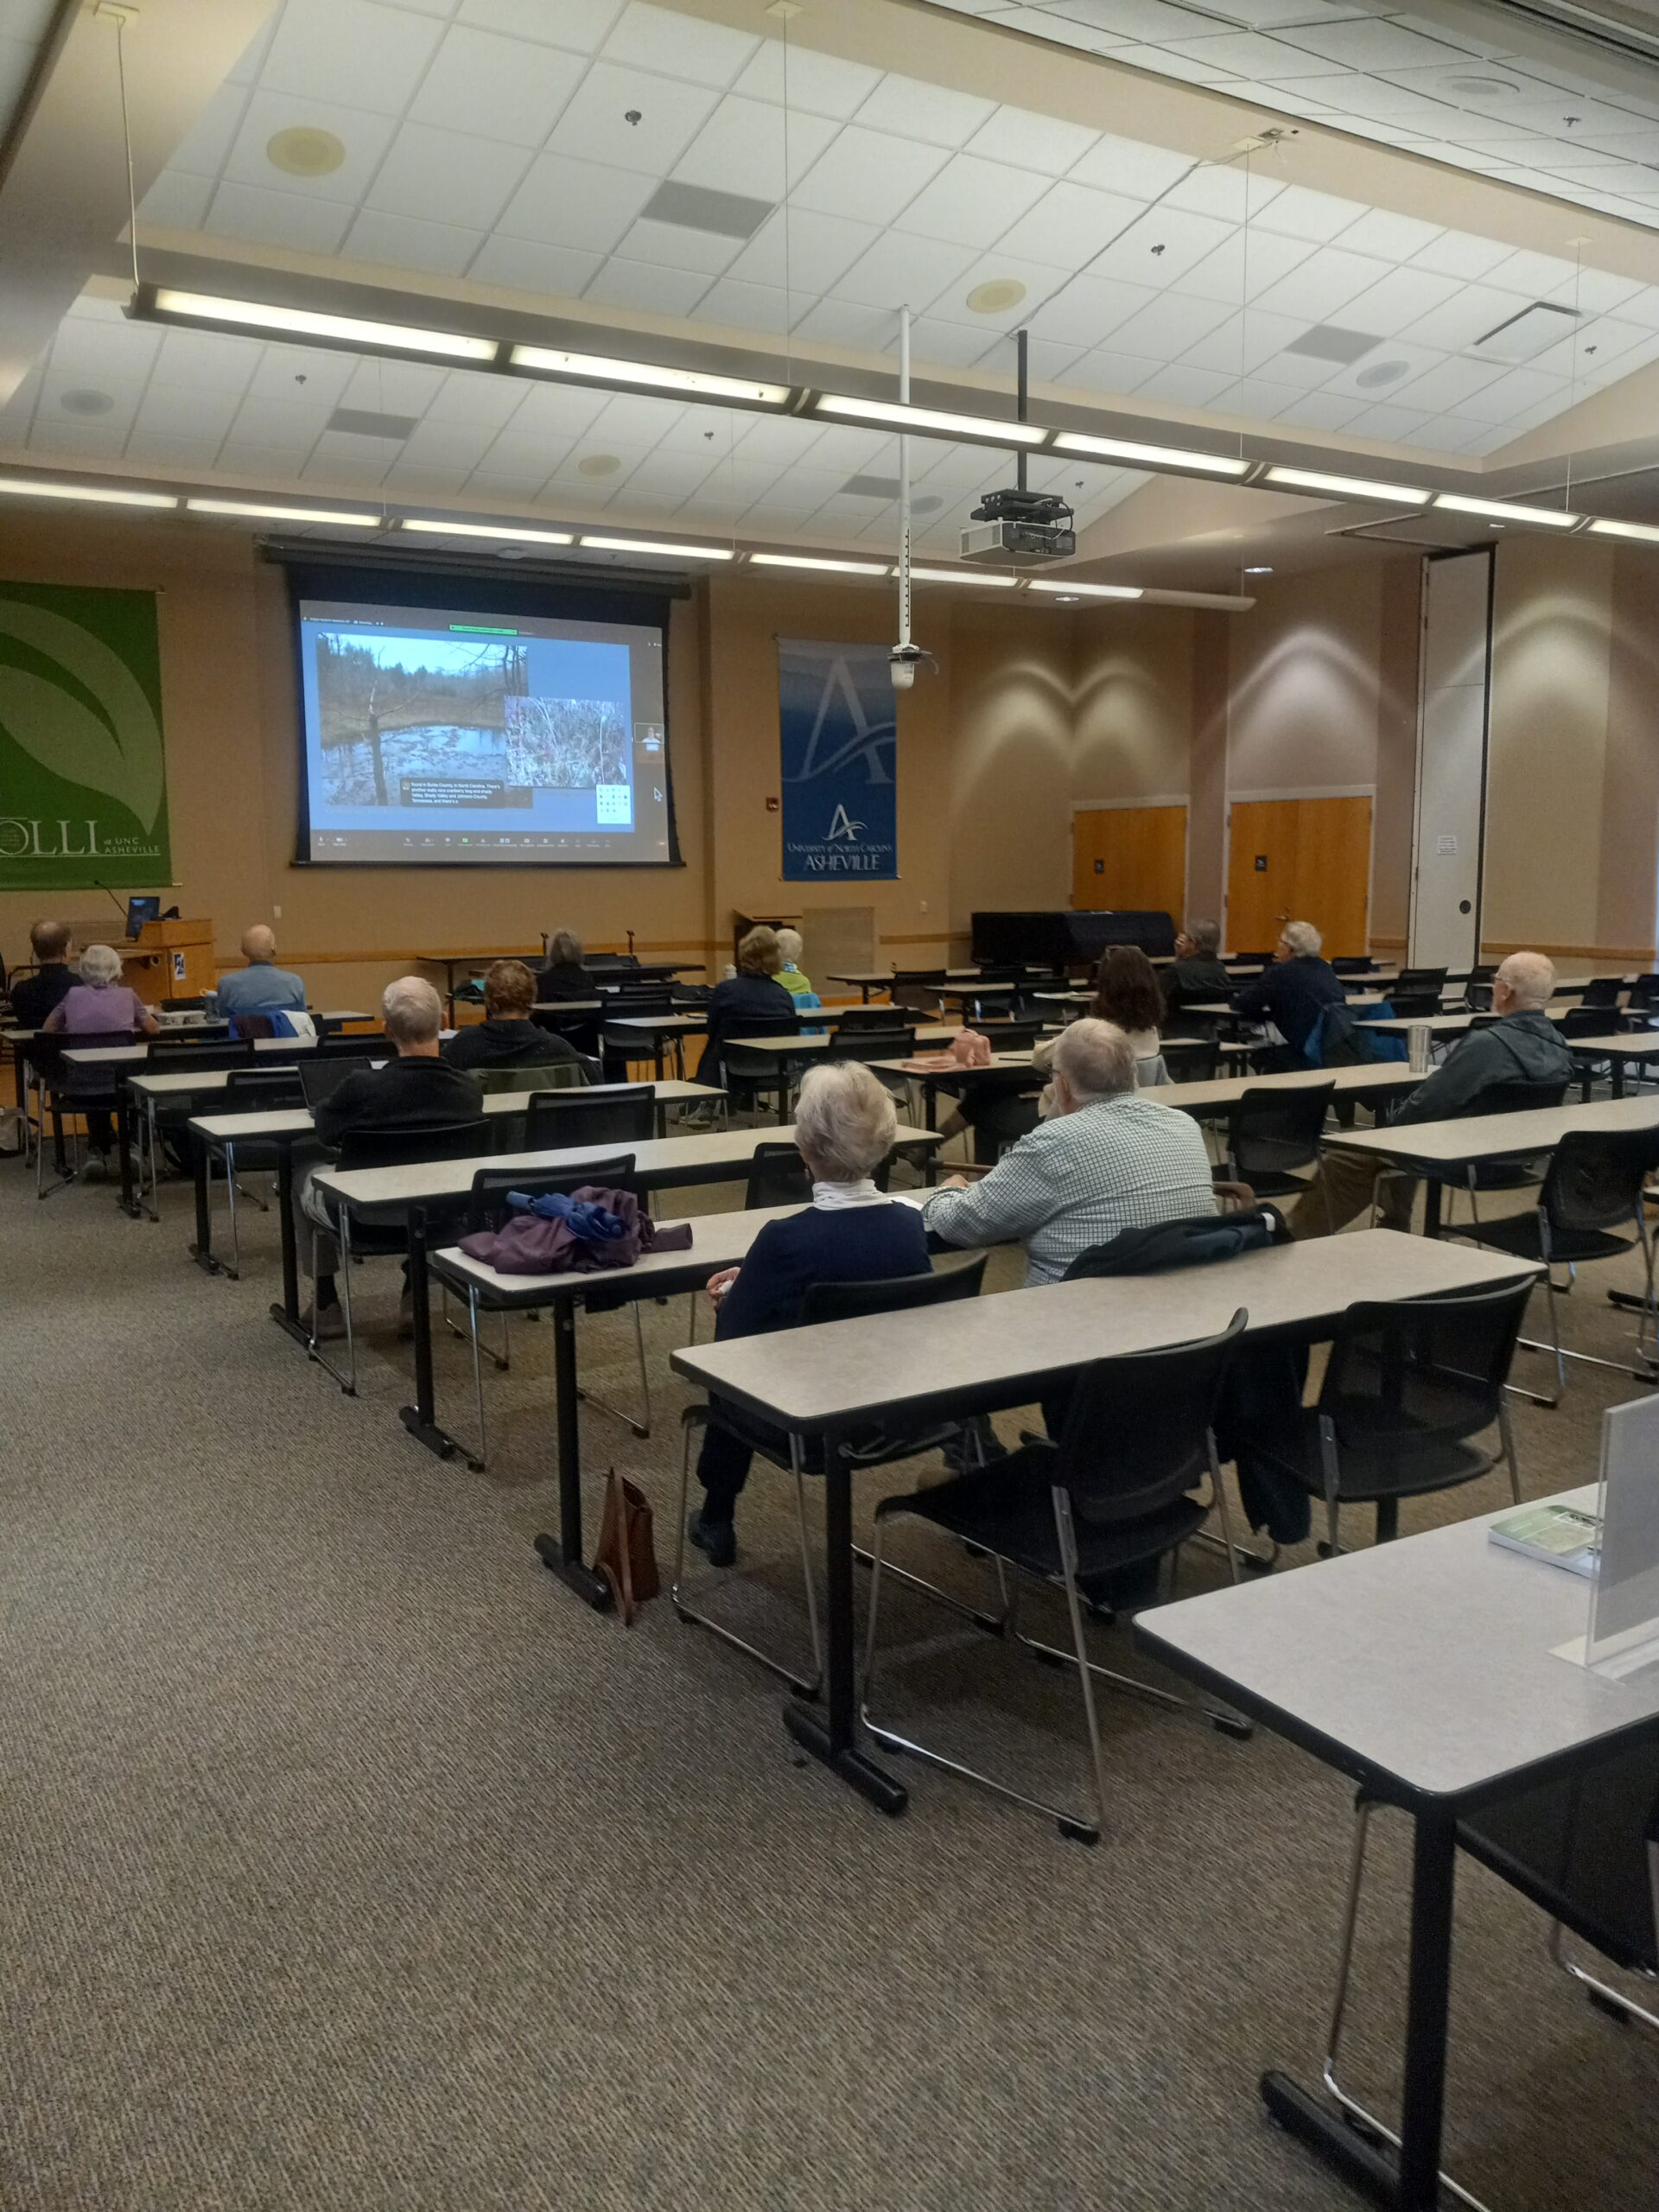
[1264,465,1429,505]
[579,535,735,560]
[1052,431,1249,479]
[0,475,176,508]
[1586,518,1659,543]
[814,392,1046,448]
[145,287,496,363]
[749,552,890,575]
[510,343,788,409]
[1027,578,1142,600]
[188,498,381,527]
[908,565,1019,588]
[403,518,575,545]
[1434,493,1579,529]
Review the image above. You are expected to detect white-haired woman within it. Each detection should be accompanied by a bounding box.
[44,943,158,1176]
[688,1059,926,1567]
[773,926,814,1002]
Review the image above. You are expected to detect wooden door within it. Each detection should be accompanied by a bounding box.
[1072,804,1187,915]
[1225,796,1372,956]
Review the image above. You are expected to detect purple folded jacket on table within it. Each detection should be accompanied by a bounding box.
[457,1184,693,1276]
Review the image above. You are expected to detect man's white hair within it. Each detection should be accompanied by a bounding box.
[382,974,442,1045]
[1281,920,1322,957]
[79,943,124,987]
[795,1059,896,1182]
[776,927,804,965]
[1052,1016,1137,1103]
[1497,950,1554,1010]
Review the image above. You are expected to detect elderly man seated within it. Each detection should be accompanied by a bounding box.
[217,925,307,1019]
[1230,918,1347,1071]
[1288,950,1573,1238]
[923,1017,1217,1285]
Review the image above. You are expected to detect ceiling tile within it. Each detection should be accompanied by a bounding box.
[458,0,624,48]
[226,395,334,451]
[836,232,979,311]
[1408,229,1516,282]
[721,207,879,292]
[1388,354,1507,413]
[379,464,472,499]
[1158,162,1285,223]
[1028,272,1158,346]
[791,127,951,225]
[129,382,244,446]
[995,180,1146,266]
[1161,29,1329,78]
[933,253,1071,326]
[145,327,255,396]
[408,27,586,148]
[164,80,250,179]
[509,383,609,437]
[600,2,759,88]
[583,257,713,316]
[729,42,881,119]
[895,154,1053,249]
[1317,338,1446,400]
[124,435,228,474]
[29,419,130,460]
[669,93,836,198]
[963,104,1098,176]
[245,346,358,408]
[1271,388,1367,431]
[1178,307,1310,376]
[221,91,398,204]
[475,429,569,480]
[1105,290,1235,357]
[1279,16,1472,71]
[1342,400,1433,440]
[1484,247,1586,296]
[138,172,214,230]
[1454,365,1568,423]
[850,73,997,149]
[398,419,502,471]
[904,315,1002,369]
[1249,244,1393,321]
[302,434,398,486]
[1065,130,1191,198]
[1252,183,1370,243]
[496,153,655,252]
[340,359,449,413]
[1083,204,1235,289]
[1335,264,1465,335]
[344,209,485,276]
[468,236,605,298]
[1176,227,1317,305]
[1065,347,1161,397]
[260,0,446,116]
[694,276,793,335]
[1134,361,1236,407]
[1027,337,1085,382]
[614,216,745,277]
[1396,281,1528,351]
[545,63,720,177]
[1333,207,1444,261]
[790,296,906,353]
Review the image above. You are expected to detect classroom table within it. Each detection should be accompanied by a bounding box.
[670,1230,1539,1817]
[416,949,546,1019]
[187,1080,721,1319]
[1136,1063,1421,1117]
[1367,1001,1584,1039]
[603,1011,708,1080]
[1136,1482,1659,2211]
[1566,1032,1659,1096]
[826,969,999,1001]
[1321,1092,1659,1236]
[313,1122,941,1605]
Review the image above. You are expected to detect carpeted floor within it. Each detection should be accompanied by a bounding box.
[1,1140,1656,2211]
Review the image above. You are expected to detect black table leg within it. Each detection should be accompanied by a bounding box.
[785,1429,908,1816]
[270,1143,310,1346]
[399,1205,457,1462]
[533,1300,613,1609]
[189,1133,219,1273]
[1422,1179,1443,1239]
[116,1089,139,1218]
[1611,1058,1627,1100]
[1261,1805,1456,2210]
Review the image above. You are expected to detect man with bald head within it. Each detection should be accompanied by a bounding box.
[1289,950,1573,1237]
[216,925,307,1020]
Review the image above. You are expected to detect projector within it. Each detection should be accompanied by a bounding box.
[960,486,1075,566]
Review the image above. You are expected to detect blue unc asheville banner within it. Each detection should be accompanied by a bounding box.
[778,638,899,880]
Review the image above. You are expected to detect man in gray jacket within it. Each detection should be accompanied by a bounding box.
[1289,950,1573,1236]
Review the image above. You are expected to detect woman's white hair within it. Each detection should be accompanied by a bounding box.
[79,943,124,987]
[1281,919,1322,957]
[794,1059,896,1182]
[382,974,442,1045]
[776,927,804,965]
[1052,1017,1137,1103]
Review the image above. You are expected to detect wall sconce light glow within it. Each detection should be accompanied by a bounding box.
[1263,467,1429,505]
[907,566,1019,588]
[0,476,177,508]
[145,287,496,362]
[402,518,575,545]
[749,553,891,575]
[813,393,1047,448]
[509,345,790,408]
[1434,493,1580,530]
[1027,578,1143,599]
[1053,431,1249,479]
[579,536,735,560]
[188,498,382,527]
[1586,518,1659,543]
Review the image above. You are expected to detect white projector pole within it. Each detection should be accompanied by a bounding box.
[898,303,912,656]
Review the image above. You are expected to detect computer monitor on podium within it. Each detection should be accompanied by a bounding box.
[124,895,161,940]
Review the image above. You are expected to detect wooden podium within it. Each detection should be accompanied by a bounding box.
[67,917,216,1006]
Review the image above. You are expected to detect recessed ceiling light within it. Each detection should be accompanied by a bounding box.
[579,535,735,560]
[1027,578,1143,599]
[1054,431,1249,479]
[1355,359,1408,390]
[966,278,1027,315]
[914,495,943,515]
[577,454,622,478]
[1435,493,1579,530]
[813,393,1046,448]
[266,126,346,178]
[1446,73,1519,97]
[908,566,1019,588]
[188,498,381,527]
[1264,466,1429,505]
[1587,518,1659,543]
[0,475,176,508]
[59,388,114,416]
[750,553,890,575]
[401,518,575,545]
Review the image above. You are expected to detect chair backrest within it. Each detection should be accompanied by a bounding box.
[891,968,944,1012]
[1064,1205,1287,1280]
[744,1141,814,1210]
[1389,993,1446,1020]
[725,1012,799,1041]
[162,995,207,1012]
[1580,976,1624,1008]
[832,1004,906,1030]
[225,1067,307,1112]
[1228,1082,1334,1176]
[301,1057,368,1110]
[333,1119,490,1173]
[801,1251,988,1325]
[1540,1126,1659,1243]
[1477,1078,1568,1116]
[318,1033,381,1057]
[1052,1312,1248,1524]
[1396,967,1448,994]
[1562,1007,1615,1040]
[977,1020,1041,1052]
[827,1027,915,1064]
[1319,1279,1534,1456]
[147,1039,255,1075]
[228,1012,276,1040]
[1158,1037,1219,1084]
[525,1084,655,1152]
[57,1030,145,1095]
[465,1158,637,1234]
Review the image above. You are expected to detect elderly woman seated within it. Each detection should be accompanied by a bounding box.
[442,957,588,1075]
[687,1058,925,1567]
[44,942,159,1179]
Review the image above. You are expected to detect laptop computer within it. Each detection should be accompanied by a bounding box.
[299,1058,365,1111]
[124,895,161,939]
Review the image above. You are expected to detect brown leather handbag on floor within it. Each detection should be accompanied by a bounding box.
[593,1469,660,1624]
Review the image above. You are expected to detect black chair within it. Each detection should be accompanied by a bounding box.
[1332,957,1374,975]
[1453,1125,1659,1403]
[1322,1736,1659,2198]
[31,1028,139,1194]
[743,1141,813,1210]
[831,1003,905,1030]
[1222,1081,1333,1202]
[1389,992,1446,1020]
[862,1313,1249,1841]
[161,995,208,1013]
[721,1016,801,1123]
[317,1033,382,1058]
[976,1019,1042,1052]
[308,1119,490,1389]
[1158,1037,1219,1084]
[213,1067,309,1275]
[1405,1077,1569,1232]
[891,967,945,1014]
[1580,976,1625,1010]
[431,1158,641,1467]
[145,1039,254,1075]
[1562,1007,1619,1100]
[1395,966,1448,998]
[1240,1279,1532,1554]
[673,1255,989,1694]
[524,1084,655,1153]
[826,1024,917,1108]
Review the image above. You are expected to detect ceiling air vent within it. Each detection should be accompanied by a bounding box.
[327,407,418,441]
[640,181,774,240]
[1285,324,1382,365]
[1474,302,1580,363]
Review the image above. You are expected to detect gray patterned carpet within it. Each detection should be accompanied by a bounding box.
[1,1143,1656,2210]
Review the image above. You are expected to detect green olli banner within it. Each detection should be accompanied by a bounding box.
[0,581,170,890]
